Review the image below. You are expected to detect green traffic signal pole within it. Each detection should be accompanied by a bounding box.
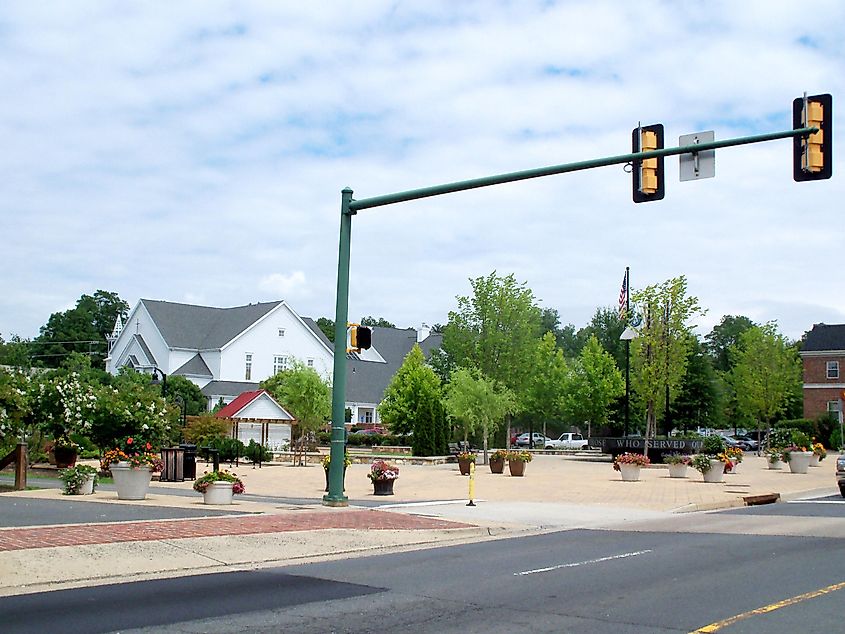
[322,125,817,505]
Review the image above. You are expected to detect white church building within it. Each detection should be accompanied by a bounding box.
[104,299,442,427]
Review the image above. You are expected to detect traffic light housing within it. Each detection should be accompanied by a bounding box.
[793,93,832,181]
[632,123,665,203]
[349,324,372,351]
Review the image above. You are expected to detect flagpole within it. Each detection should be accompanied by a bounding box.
[624,266,630,438]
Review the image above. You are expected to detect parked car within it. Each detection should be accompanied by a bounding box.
[836,454,845,498]
[719,435,744,449]
[731,435,759,451]
[514,433,551,447]
[544,433,589,450]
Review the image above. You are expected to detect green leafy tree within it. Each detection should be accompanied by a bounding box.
[669,336,719,432]
[524,333,570,437]
[315,317,335,343]
[165,375,207,416]
[445,368,516,462]
[33,290,128,368]
[726,323,802,438]
[378,345,448,456]
[0,334,33,368]
[183,413,230,446]
[704,315,755,373]
[261,359,331,465]
[360,316,396,328]
[441,272,542,441]
[557,323,588,359]
[563,335,625,437]
[630,276,705,444]
[577,307,626,370]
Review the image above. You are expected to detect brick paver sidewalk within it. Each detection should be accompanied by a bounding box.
[0,509,472,552]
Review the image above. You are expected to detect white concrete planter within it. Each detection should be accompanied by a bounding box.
[203,481,235,505]
[702,459,725,483]
[618,464,642,481]
[111,463,153,500]
[809,454,821,467]
[768,458,784,470]
[787,451,813,474]
[78,474,95,495]
[668,463,688,479]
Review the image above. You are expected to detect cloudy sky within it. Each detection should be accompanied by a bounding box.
[2,1,843,343]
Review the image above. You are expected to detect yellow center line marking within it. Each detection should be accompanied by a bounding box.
[691,580,845,633]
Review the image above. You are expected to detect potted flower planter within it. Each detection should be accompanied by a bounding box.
[726,459,740,474]
[53,446,78,469]
[368,460,398,495]
[787,451,813,474]
[809,454,821,467]
[457,458,474,476]
[768,457,784,470]
[703,459,725,483]
[668,463,688,479]
[489,457,505,474]
[111,462,153,500]
[619,464,641,481]
[372,479,395,495]
[508,460,526,477]
[203,481,234,505]
[77,474,96,495]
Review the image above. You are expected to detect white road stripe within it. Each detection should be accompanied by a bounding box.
[375,499,486,508]
[787,499,845,505]
[515,549,653,576]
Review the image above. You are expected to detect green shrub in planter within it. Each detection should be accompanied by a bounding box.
[700,435,726,456]
[58,464,99,495]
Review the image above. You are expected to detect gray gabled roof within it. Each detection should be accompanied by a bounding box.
[201,380,261,399]
[173,354,213,378]
[142,299,282,349]
[133,334,156,366]
[302,317,333,348]
[346,327,442,404]
[801,323,845,353]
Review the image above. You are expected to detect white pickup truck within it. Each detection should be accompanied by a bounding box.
[544,433,589,450]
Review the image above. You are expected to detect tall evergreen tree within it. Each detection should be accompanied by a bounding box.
[378,345,447,456]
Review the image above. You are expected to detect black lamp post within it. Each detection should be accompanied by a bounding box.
[173,393,187,440]
[150,367,167,397]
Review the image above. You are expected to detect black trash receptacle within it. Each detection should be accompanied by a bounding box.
[160,447,185,482]
[180,443,197,480]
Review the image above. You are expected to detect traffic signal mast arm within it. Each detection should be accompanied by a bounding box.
[348,126,819,213]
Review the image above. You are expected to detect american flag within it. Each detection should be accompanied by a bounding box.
[618,271,628,320]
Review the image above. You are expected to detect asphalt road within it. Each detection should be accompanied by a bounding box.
[3,500,843,634]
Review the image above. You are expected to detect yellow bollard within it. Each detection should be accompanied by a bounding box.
[467,460,476,506]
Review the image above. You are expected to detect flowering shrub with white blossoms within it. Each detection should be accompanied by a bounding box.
[88,372,176,451]
[0,370,31,445]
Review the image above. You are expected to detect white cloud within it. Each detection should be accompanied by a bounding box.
[1,0,844,341]
[258,271,307,297]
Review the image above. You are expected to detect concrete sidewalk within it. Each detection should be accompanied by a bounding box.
[0,453,839,596]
